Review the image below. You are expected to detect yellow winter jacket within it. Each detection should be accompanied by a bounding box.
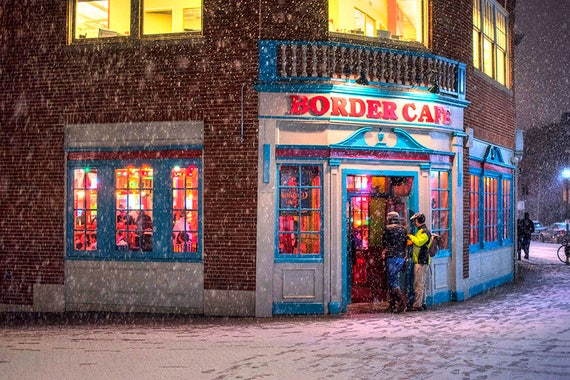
[408,227,430,264]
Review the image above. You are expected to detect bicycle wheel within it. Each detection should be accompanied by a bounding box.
[557,245,570,264]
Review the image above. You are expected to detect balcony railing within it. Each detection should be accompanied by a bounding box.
[259,40,466,100]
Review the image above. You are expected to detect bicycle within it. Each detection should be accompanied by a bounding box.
[556,238,570,265]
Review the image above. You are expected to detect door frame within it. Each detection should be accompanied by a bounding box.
[340,168,419,311]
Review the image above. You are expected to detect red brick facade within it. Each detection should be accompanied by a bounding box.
[0,0,516,310]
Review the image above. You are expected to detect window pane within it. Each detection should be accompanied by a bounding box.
[143,0,202,35]
[73,168,98,251]
[74,0,131,39]
[172,165,199,253]
[329,0,426,43]
[116,167,154,252]
[277,165,323,255]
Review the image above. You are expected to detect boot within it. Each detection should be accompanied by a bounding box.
[388,290,397,313]
[393,288,406,313]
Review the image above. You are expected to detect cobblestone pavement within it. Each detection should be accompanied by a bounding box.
[1,242,569,380]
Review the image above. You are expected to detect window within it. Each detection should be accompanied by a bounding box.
[172,165,199,253]
[277,165,323,258]
[71,0,202,41]
[329,0,427,44]
[73,168,98,251]
[115,167,154,252]
[68,159,201,261]
[469,174,480,245]
[473,0,510,87]
[469,170,512,248]
[484,176,499,243]
[430,171,450,252]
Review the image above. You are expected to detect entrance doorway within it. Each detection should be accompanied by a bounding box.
[346,175,414,304]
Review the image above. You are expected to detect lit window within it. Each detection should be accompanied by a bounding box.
[172,166,199,253]
[430,171,450,252]
[277,165,322,256]
[473,0,510,87]
[469,174,480,245]
[115,167,154,252]
[73,168,98,252]
[329,0,427,44]
[470,170,512,248]
[71,0,202,41]
[73,0,131,39]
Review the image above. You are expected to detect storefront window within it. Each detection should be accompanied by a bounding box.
[172,166,199,253]
[71,0,202,41]
[68,158,201,260]
[430,171,450,251]
[469,174,480,245]
[473,0,510,87]
[115,167,154,252]
[502,178,512,240]
[73,168,98,251]
[277,165,322,256]
[484,177,498,243]
[329,0,427,44]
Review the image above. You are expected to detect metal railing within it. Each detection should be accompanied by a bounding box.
[259,40,466,99]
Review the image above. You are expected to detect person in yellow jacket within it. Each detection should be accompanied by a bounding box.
[407,212,430,311]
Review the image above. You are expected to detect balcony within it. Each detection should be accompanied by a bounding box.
[258,40,466,100]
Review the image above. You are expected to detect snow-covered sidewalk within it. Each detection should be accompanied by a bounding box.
[1,242,569,380]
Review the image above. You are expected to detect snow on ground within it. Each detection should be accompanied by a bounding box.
[1,242,569,380]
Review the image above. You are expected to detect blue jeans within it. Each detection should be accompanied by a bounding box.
[386,257,405,290]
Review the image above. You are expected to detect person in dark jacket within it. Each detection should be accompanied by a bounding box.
[517,212,535,260]
[381,211,408,313]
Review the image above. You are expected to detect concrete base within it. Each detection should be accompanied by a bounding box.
[203,289,255,317]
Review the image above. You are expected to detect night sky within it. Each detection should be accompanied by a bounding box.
[514,0,570,130]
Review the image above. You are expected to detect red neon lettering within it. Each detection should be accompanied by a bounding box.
[289,95,309,115]
[443,109,451,125]
[402,103,417,122]
[418,105,435,123]
[309,95,330,116]
[349,98,366,117]
[366,100,382,119]
[382,101,398,120]
[331,97,348,116]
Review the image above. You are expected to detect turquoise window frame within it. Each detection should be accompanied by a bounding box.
[469,168,513,250]
[66,158,202,262]
[275,163,324,263]
[430,169,451,256]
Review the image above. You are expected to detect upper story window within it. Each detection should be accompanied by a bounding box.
[473,0,510,87]
[72,0,202,42]
[329,0,427,44]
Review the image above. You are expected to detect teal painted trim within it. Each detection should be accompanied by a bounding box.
[65,145,203,153]
[331,127,431,153]
[432,290,453,304]
[469,273,514,297]
[263,144,271,183]
[272,302,325,315]
[452,291,465,302]
[328,302,341,314]
[274,257,324,264]
[341,168,419,310]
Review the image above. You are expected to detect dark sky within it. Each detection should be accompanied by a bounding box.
[514,0,570,130]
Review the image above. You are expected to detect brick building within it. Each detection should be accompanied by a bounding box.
[0,0,517,316]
